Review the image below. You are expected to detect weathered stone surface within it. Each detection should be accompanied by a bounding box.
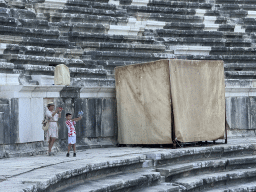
[0,138,256,191]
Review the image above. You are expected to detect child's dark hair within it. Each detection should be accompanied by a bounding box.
[66,113,72,117]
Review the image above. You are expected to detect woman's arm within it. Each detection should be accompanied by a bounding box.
[52,107,60,117]
[58,111,62,119]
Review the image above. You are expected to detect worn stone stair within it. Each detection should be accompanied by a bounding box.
[62,169,162,192]
[44,142,256,192]
[133,183,179,192]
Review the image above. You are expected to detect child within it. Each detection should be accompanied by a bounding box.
[65,113,82,157]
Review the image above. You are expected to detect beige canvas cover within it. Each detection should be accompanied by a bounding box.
[54,64,70,85]
[115,60,173,144]
[169,59,225,142]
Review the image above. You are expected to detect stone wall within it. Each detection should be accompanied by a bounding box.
[0,0,256,146]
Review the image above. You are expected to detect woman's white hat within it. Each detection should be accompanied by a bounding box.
[47,102,55,107]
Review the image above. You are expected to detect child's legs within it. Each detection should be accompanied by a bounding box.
[68,144,71,153]
[72,144,76,153]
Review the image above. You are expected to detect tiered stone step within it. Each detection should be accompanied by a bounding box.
[3,44,83,59]
[84,50,173,63]
[0,35,73,48]
[0,7,36,19]
[224,63,256,71]
[0,16,51,30]
[216,0,256,5]
[133,183,179,192]
[147,0,212,9]
[0,25,59,39]
[120,0,207,5]
[63,169,162,192]
[173,168,256,191]
[0,61,15,73]
[36,2,127,17]
[49,22,108,34]
[82,42,166,53]
[47,13,127,25]
[68,31,156,44]
[177,54,256,79]
[151,29,242,39]
[139,13,203,23]
[210,47,256,55]
[125,6,197,15]
[206,181,256,191]
[217,4,256,11]
[147,144,256,191]
[164,23,235,32]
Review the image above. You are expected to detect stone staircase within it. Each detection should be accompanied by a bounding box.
[42,143,256,192]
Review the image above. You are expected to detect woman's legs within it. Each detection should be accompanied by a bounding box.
[49,137,56,153]
[48,137,52,152]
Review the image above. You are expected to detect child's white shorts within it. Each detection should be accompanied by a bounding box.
[68,136,76,144]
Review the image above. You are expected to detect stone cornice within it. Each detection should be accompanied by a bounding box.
[0,85,115,98]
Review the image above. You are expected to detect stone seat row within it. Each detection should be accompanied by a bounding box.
[36,2,218,24]
[1,51,172,65]
[1,41,167,58]
[36,3,126,17]
[0,16,51,30]
[164,23,235,32]
[147,0,212,9]
[216,4,256,11]
[0,17,250,43]
[216,0,256,4]
[3,44,84,59]
[65,0,212,11]
[0,25,59,39]
[165,159,256,191]
[0,7,36,19]
[67,30,247,46]
[38,0,213,16]
[47,14,228,34]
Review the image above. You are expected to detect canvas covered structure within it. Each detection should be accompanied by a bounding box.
[115,59,225,144]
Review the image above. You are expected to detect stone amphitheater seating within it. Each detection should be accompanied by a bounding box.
[39,143,256,192]
[1,0,255,85]
[0,0,254,139]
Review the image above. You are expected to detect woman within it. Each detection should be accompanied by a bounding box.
[45,102,62,156]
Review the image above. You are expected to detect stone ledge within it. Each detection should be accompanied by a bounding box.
[148,1,212,9]
[80,86,115,98]
[48,12,126,25]
[225,87,256,97]
[174,168,256,191]
[5,54,84,65]
[174,46,211,55]
[81,42,166,51]
[36,3,127,17]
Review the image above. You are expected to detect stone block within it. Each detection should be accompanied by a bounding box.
[247,11,256,18]
[0,112,4,144]
[250,97,256,129]
[60,87,80,98]
[0,73,19,85]
[100,98,116,137]
[84,98,97,137]
[228,97,249,130]
[131,0,149,6]
[174,46,211,55]
[31,75,54,85]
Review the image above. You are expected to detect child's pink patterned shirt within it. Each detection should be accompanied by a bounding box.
[66,120,76,137]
